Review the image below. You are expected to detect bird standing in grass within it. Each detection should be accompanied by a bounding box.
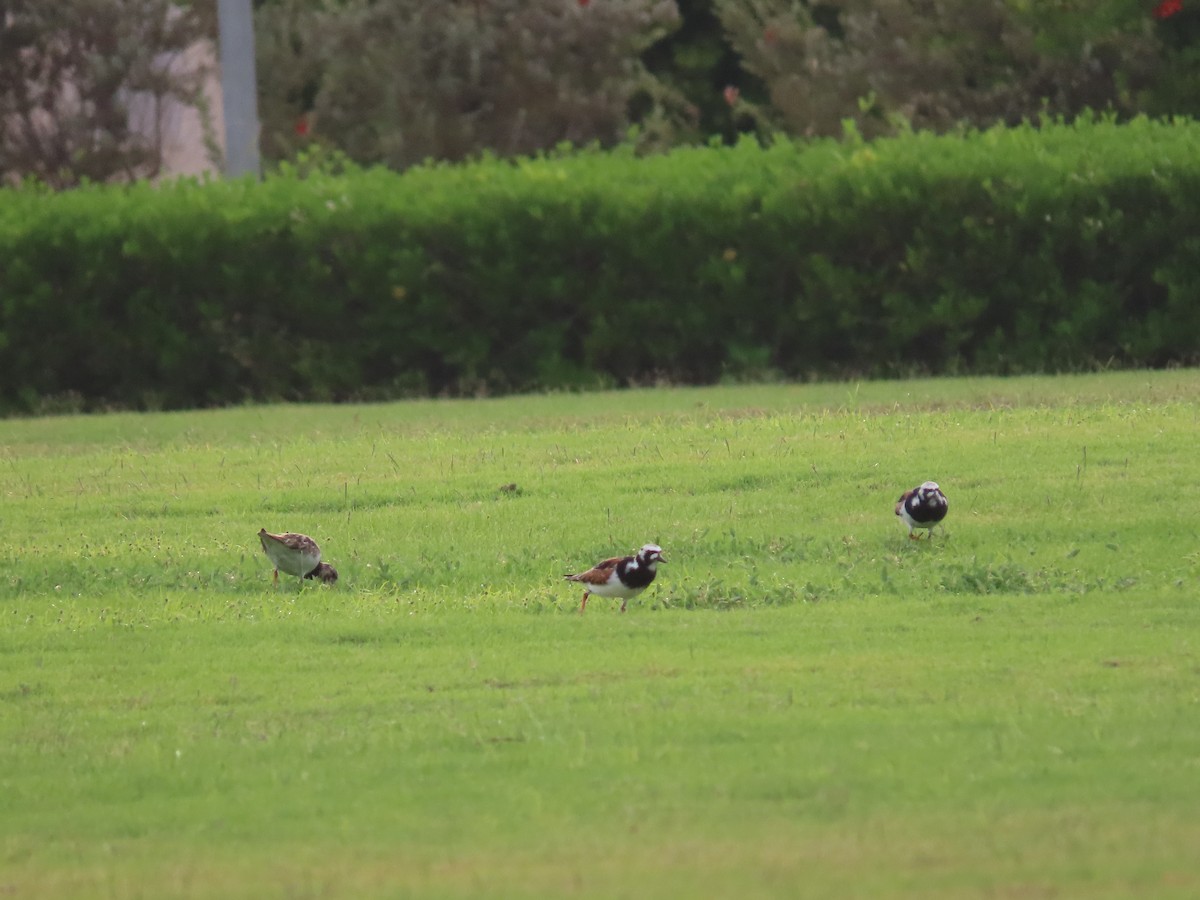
[258,528,338,584]
[895,482,948,539]
[565,543,666,613]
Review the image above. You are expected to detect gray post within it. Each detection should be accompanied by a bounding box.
[217,0,261,178]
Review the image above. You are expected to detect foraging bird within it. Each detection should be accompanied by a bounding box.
[258,528,338,585]
[895,482,948,539]
[564,543,666,613]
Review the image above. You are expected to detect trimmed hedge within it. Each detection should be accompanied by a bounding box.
[1,117,1199,413]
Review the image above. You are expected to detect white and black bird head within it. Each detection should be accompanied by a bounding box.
[636,544,666,567]
[305,562,340,584]
[895,481,948,539]
[564,543,667,613]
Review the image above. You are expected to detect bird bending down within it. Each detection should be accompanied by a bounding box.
[564,543,666,613]
[895,482,948,539]
[258,528,339,585]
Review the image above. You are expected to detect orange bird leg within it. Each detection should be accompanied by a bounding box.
[579,592,589,614]
[273,568,280,584]
[620,599,628,613]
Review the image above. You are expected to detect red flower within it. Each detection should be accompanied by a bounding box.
[763,26,780,46]
[1153,0,1183,19]
[723,85,740,107]
[294,115,310,137]
[578,0,590,7]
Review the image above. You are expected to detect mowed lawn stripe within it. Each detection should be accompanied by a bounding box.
[1,370,1199,898]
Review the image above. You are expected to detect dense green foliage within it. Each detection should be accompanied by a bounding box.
[4,1,1198,187]
[259,0,1197,164]
[0,0,214,188]
[3,372,1200,898]
[714,0,1166,139]
[2,118,1199,413]
[254,0,682,168]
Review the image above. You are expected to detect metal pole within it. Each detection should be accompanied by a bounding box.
[217,0,261,178]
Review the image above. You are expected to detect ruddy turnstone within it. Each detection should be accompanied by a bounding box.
[258,528,339,584]
[564,543,666,613]
[895,481,948,539]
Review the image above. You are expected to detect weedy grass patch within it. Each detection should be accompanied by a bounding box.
[2,370,1199,898]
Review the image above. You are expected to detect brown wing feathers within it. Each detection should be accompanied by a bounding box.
[262,530,318,554]
[565,556,623,585]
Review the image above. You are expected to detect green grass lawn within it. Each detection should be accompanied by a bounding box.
[2,371,1199,898]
